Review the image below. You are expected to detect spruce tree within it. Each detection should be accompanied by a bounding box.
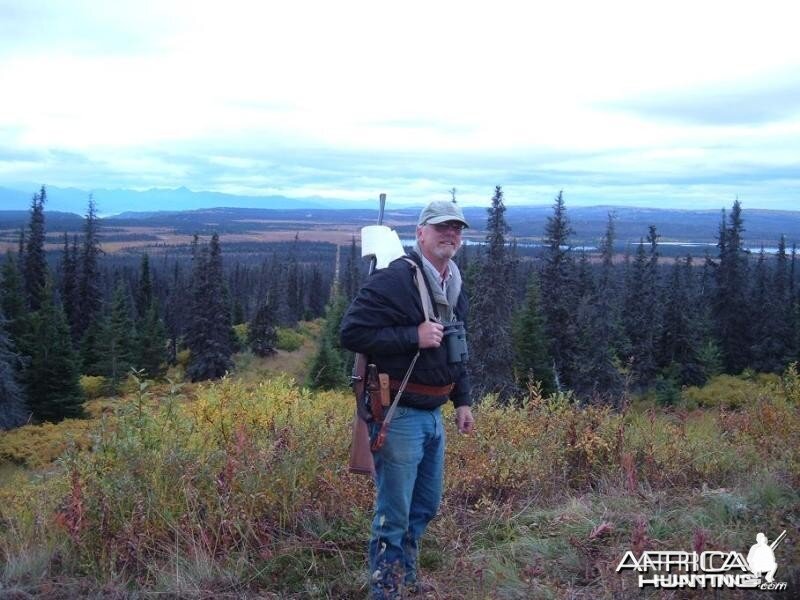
[135,253,153,319]
[93,280,137,387]
[80,318,105,376]
[229,261,245,324]
[186,233,234,381]
[287,260,301,322]
[512,275,555,394]
[696,248,720,371]
[136,304,168,379]
[343,235,361,301]
[132,253,167,379]
[575,251,594,298]
[307,335,346,389]
[223,273,241,355]
[659,256,705,385]
[232,299,245,326]
[308,266,327,318]
[163,260,185,364]
[468,186,516,401]
[713,200,751,373]
[0,312,30,429]
[60,233,79,339]
[23,186,48,311]
[325,291,352,371]
[572,296,615,400]
[623,226,660,386]
[19,278,84,422]
[307,294,349,389]
[268,256,292,326]
[595,213,626,375]
[749,248,771,372]
[454,240,471,287]
[790,243,797,302]
[540,191,577,389]
[571,239,621,401]
[281,234,304,324]
[186,236,210,379]
[16,227,24,266]
[750,238,794,373]
[248,302,277,357]
[1,253,27,343]
[75,195,103,339]
[772,235,795,366]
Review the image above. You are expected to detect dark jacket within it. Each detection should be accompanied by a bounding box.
[340,251,471,409]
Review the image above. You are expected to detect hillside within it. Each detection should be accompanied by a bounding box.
[1,341,798,598]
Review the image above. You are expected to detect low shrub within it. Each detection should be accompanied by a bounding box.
[79,376,107,400]
[0,419,94,468]
[781,362,800,404]
[233,323,249,348]
[681,373,777,410]
[276,328,304,352]
[175,348,191,369]
[295,320,322,338]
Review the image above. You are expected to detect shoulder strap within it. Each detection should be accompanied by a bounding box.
[403,257,432,322]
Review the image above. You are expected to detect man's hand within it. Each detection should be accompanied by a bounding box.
[455,406,475,434]
[417,321,444,349]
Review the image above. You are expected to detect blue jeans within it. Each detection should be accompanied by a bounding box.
[368,406,445,599]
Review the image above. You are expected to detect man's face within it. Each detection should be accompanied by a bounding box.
[417,220,464,263]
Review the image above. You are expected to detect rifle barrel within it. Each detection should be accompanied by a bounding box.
[378,193,386,225]
[368,193,387,276]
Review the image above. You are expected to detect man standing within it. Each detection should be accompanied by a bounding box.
[341,200,475,599]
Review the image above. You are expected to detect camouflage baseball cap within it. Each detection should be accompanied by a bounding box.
[417,200,470,228]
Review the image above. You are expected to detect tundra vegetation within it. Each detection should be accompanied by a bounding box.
[0,364,798,598]
[1,186,799,597]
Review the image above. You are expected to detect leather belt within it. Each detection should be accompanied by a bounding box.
[390,380,454,397]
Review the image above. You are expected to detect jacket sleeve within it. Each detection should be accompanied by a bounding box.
[340,266,420,356]
[450,370,471,407]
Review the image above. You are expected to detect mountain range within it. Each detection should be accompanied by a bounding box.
[2,184,799,248]
[0,184,383,215]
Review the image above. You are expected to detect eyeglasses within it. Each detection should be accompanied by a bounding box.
[429,222,465,233]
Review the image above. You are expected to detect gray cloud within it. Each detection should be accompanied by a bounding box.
[602,74,800,125]
[3,135,799,211]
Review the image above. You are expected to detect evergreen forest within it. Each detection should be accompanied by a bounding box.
[2,185,799,428]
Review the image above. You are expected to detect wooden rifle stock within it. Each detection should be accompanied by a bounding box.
[347,193,387,475]
[348,352,373,474]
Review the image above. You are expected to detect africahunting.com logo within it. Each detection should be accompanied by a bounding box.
[616,530,788,591]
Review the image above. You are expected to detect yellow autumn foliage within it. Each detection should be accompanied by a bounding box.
[0,365,798,595]
[0,419,95,469]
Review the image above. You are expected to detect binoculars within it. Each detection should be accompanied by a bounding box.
[442,320,468,364]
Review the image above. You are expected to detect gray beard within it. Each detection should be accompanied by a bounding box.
[413,241,462,322]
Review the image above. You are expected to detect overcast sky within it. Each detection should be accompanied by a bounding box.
[1,0,799,209]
